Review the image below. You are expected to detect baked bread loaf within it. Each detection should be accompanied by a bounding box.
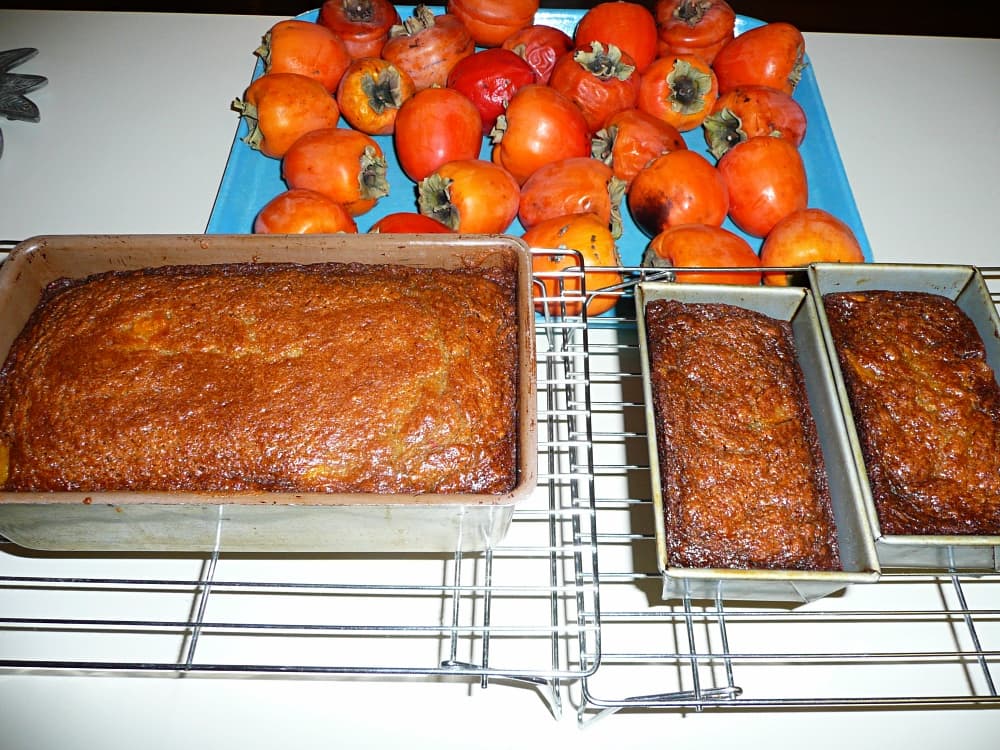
[645,299,840,571]
[823,290,1000,536]
[0,261,519,495]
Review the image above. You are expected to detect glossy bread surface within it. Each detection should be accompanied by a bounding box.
[0,261,519,495]
[644,299,840,571]
[823,290,1000,536]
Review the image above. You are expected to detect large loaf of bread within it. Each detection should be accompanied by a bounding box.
[645,299,841,571]
[823,290,1000,536]
[0,261,519,495]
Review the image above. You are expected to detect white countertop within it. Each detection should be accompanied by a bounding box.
[1,9,999,750]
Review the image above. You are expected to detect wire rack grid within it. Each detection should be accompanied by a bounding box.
[0,251,602,718]
[572,264,1000,723]
[1,246,999,724]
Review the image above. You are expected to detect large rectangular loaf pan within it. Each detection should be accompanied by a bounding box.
[809,262,1000,571]
[636,282,880,604]
[0,234,537,553]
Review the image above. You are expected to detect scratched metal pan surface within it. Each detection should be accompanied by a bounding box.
[809,262,1000,571]
[0,233,537,553]
[636,281,880,604]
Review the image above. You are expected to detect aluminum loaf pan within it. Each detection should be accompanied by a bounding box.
[809,262,1000,571]
[636,282,880,604]
[0,234,538,553]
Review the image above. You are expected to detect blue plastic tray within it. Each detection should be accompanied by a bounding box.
[206,7,872,266]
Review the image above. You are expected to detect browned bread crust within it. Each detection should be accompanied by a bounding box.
[823,290,1000,536]
[645,299,840,571]
[0,262,519,495]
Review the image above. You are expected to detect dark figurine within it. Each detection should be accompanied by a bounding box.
[0,48,47,159]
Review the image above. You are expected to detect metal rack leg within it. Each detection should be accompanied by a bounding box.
[950,574,998,697]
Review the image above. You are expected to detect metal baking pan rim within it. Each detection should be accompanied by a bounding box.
[636,281,881,600]
[877,533,1000,547]
[808,261,1000,557]
[663,566,879,584]
[0,489,528,508]
[0,233,537,552]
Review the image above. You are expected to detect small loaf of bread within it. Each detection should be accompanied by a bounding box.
[0,261,520,495]
[823,290,1000,536]
[645,299,841,571]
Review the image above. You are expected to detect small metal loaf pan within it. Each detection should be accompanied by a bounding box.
[809,262,1000,571]
[0,234,537,553]
[636,282,880,604]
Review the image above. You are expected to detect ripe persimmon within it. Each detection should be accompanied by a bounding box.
[637,53,718,132]
[760,207,864,285]
[256,19,352,93]
[317,0,399,59]
[592,108,687,185]
[704,84,807,160]
[381,6,474,91]
[654,0,736,64]
[368,212,453,233]
[717,134,807,238]
[518,156,624,236]
[525,212,623,317]
[548,41,641,134]
[232,73,341,159]
[448,0,540,48]
[394,87,482,182]
[417,159,520,233]
[574,1,659,73]
[627,149,729,236]
[491,84,591,185]
[281,127,388,217]
[643,223,762,284]
[712,21,807,95]
[336,57,416,135]
[253,188,358,234]
[501,24,573,84]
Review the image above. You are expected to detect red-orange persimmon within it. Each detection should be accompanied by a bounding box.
[316,0,399,59]
[574,1,659,73]
[490,84,591,184]
[627,149,729,236]
[447,0,540,48]
[717,134,807,237]
[654,0,736,64]
[644,223,762,284]
[254,188,358,234]
[394,87,483,182]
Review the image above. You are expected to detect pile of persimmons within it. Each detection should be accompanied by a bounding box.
[233,0,865,315]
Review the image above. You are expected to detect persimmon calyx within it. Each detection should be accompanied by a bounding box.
[789,47,808,90]
[254,32,272,68]
[417,173,459,229]
[361,66,406,113]
[358,146,389,199]
[591,124,617,164]
[640,245,674,269]
[390,5,436,38]
[231,97,264,151]
[703,107,745,160]
[607,176,627,239]
[674,0,713,26]
[667,58,713,115]
[574,42,635,82]
[343,0,377,23]
[489,114,508,144]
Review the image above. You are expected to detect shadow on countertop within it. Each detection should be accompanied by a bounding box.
[3,0,999,39]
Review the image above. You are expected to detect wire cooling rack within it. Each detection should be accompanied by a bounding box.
[0,254,602,718]
[574,265,1000,722]
[0,249,998,724]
